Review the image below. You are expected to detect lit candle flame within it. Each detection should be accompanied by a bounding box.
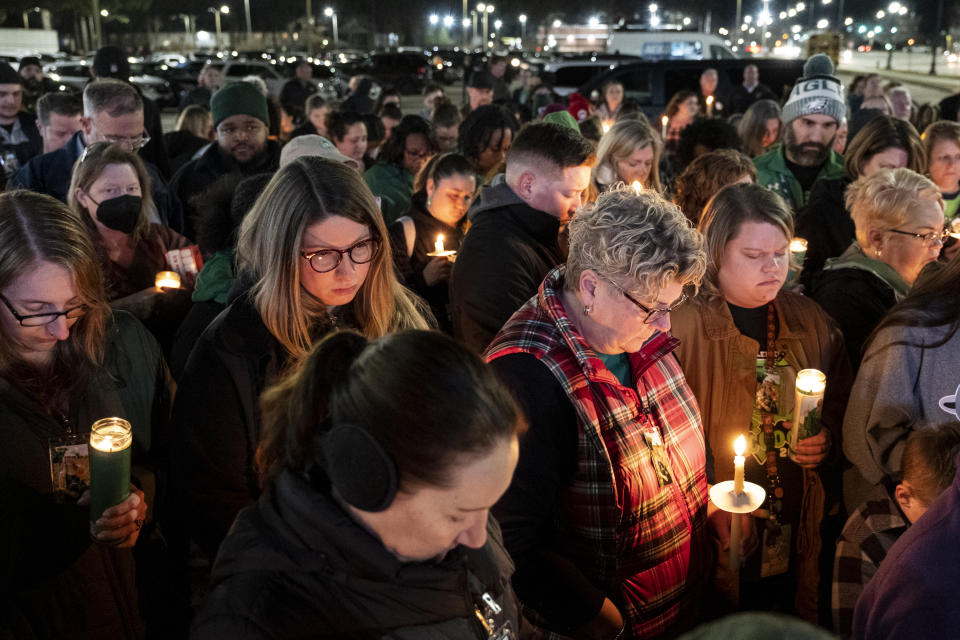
[790,238,808,253]
[735,434,745,457]
[706,95,714,106]
[602,123,611,133]
[434,234,445,254]
[661,115,669,126]
[155,270,181,290]
[631,181,642,194]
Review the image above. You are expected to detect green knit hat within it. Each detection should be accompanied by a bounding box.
[543,110,580,133]
[211,82,270,128]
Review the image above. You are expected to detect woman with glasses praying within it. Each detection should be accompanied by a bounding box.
[68,141,192,351]
[670,183,852,622]
[0,190,171,639]
[808,168,946,371]
[170,156,431,562]
[486,187,713,639]
[364,114,435,225]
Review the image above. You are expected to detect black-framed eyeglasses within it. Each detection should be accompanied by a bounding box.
[887,228,949,247]
[0,292,88,327]
[301,238,381,273]
[600,275,687,324]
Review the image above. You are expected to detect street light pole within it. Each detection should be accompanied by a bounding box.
[462,0,468,46]
[214,10,222,50]
[931,0,944,75]
[325,8,338,49]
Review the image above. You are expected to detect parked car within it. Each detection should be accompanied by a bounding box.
[540,53,643,96]
[606,30,738,60]
[580,58,805,118]
[44,60,175,107]
[220,59,335,101]
[342,52,433,95]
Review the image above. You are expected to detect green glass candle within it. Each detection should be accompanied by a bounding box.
[88,417,132,522]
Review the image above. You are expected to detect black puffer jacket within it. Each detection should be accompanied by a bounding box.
[450,176,564,354]
[796,176,855,288]
[192,470,523,639]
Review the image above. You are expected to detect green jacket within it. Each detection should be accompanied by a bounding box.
[192,249,235,306]
[754,144,844,211]
[364,161,414,225]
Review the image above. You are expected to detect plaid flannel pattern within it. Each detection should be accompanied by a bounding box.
[832,495,908,637]
[486,267,710,639]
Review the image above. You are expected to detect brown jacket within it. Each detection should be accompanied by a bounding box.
[670,290,853,620]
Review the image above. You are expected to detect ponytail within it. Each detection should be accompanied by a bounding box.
[256,330,368,489]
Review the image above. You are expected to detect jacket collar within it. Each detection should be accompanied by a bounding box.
[538,266,679,382]
[697,293,809,342]
[822,242,910,299]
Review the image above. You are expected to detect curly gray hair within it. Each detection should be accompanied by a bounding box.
[565,187,707,300]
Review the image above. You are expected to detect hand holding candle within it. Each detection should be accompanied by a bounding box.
[427,233,456,260]
[88,418,133,524]
[155,270,181,290]
[789,369,826,462]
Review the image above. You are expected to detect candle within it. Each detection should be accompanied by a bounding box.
[706,95,714,117]
[660,115,669,140]
[427,233,457,259]
[88,417,132,522]
[602,123,611,134]
[631,181,643,194]
[733,435,745,494]
[790,237,808,268]
[729,510,742,570]
[950,218,960,240]
[155,270,181,290]
[789,369,827,461]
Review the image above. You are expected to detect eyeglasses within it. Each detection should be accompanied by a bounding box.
[0,292,88,327]
[301,238,381,273]
[888,228,949,247]
[101,131,151,150]
[931,153,960,166]
[600,275,687,324]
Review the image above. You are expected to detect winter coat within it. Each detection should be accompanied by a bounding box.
[486,267,711,639]
[169,140,281,240]
[808,242,909,370]
[9,130,185,234]
[796,176,855,288]
[0,311,173,640]
[191,470,523,639]
[364,161,415,225]
[450,176,564,353]
[754,144,844,212]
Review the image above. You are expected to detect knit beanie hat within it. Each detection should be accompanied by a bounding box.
[210,82,270,128]
[0,63,22,85]
[543,110,580,133]
[567,92,592,122]
[92,46,131,79]
[19,56,42,71]
[781,53,845,126]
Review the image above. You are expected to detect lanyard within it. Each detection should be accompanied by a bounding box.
[759,303,785,525]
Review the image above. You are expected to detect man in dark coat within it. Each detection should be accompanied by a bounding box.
[9,78,184,234]
[170,82,280,240]
[280,61,318,122]
[450,122,594,353]
[0,63,42,174]
[729,63,778,114]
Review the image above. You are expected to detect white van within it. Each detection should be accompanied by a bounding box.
[606,30,737,60]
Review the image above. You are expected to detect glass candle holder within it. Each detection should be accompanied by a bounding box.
[155,270,181,290]
[88,418,132,521]
[788,369,826,461]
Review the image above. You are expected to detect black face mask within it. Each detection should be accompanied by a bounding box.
[89,194,142,234]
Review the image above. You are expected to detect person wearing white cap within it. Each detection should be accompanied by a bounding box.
[754,54,846,211]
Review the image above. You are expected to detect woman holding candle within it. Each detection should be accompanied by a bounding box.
[170,157,431,562]
[191,329,525,637]
[797,116,926,288]
[0,190,171,639]
[661,90,700,160]
[808,168,945,371]
[592,119,664,194]
[67,141,194,351]
[387,153,476,334]
[486,187,714,638]
[670,183,852,622]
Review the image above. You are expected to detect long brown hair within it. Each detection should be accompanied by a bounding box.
[0,191,111,401]
[67,141,154,244]
[236,156,430,359]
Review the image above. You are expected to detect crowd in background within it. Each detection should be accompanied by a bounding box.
[2,43,960,640]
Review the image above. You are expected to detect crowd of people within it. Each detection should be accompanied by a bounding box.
[2,44,960,640]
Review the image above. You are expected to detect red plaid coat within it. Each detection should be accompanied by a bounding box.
[486,267,711,639]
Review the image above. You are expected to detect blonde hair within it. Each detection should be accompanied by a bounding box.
[236,156,430,359]
[593,119,663,192]
[0,190,111,372]
[175,104,213,139]
[565,187,706,300]
[697,183,794,301]
[67,141,154,244]
[846,168,944,247]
